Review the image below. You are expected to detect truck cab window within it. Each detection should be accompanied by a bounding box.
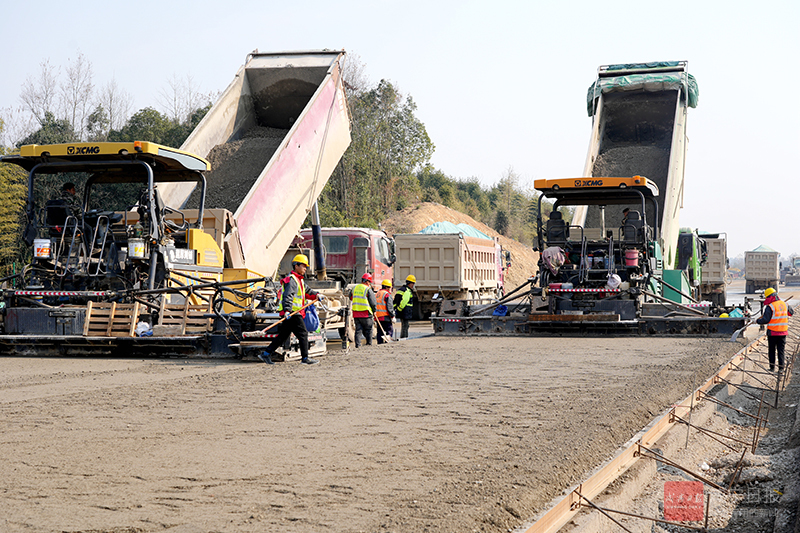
[323,235,349,254]
[375,238,392,266]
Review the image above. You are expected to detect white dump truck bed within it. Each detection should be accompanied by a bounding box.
[160,50,351,278]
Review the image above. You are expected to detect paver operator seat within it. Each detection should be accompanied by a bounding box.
[547,211,569,244]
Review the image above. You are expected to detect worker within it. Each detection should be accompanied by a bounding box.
[621,207,630,226]
[394,275,416,339]
[756,287,793,373]
[375,279,395,344]
[351,272,377,347]
[258,254,323,365]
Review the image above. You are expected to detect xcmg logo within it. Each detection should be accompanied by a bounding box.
[574,179,603,187]
[67,146,100,155]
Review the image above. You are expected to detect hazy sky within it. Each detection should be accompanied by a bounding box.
[2,0,798,257]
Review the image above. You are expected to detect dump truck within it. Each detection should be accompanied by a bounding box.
[745,245,780,294]
[393,232,504,318]
[431,61,747,337]
[698,233,727,306]
[781,256,800,286]
[0,50,352,358]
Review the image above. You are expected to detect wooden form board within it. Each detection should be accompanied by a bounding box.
[524,334,766,533]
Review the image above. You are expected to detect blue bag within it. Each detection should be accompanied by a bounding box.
[303,303,321,332]
[492,304,508,317]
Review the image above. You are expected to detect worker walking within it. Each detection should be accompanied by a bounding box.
[351,273,377,347]
[375,279,395,344]
[394,275,416,339]
[756,287,793,373]
[259,254,323,365]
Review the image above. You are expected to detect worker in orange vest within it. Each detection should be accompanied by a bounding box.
[756,287,793,373]
[258,254,323,365]
[375,279,395,344]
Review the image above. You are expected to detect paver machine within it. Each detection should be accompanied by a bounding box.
[534,176,662,322]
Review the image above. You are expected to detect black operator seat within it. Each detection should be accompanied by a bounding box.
[547,211,569,243]
[623,210,643,242]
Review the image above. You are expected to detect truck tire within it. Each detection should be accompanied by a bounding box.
[745,281,754,294]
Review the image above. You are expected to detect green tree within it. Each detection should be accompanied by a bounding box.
[86,105,110,141]
[108,107,171,144]
[18,112,77,146]
[0,124,28,275]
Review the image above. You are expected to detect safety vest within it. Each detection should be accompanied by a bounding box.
[397,286,413,311]
[352,283,372,315]
[376,289,391,319]
[767,300,789,334]
[277,272,306,312]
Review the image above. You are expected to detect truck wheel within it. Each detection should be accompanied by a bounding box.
[745,281,753,294]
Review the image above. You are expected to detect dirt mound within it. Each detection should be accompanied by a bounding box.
[381,202,539,291]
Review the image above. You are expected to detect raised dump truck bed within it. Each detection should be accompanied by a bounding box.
[574,61,698,264]
[163,50,351,279]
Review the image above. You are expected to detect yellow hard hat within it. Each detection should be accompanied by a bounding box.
[381,279,392,287]
[719,313,729,318]
[292,254,309,266]
[406,275,416,283]
[764,287,776,298]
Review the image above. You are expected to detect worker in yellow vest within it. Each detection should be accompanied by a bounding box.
[756,287,793,373]
[258,254,323,365]
[375,279,396,344]
[393,275,416,339]
[351,272,377,347]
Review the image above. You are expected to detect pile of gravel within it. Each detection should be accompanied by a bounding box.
[188,126,289,212]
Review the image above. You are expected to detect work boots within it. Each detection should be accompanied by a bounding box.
[301,357,319,365]
[258,352,274,365]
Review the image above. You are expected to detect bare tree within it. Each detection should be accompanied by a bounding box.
[20,59,60,125]
[342,52,369,95]
[61,52,94,140]
[96,77,133,133]
[158,74,209,124]
[0,105,37,148]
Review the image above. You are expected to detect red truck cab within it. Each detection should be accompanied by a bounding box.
[293,227,395,287]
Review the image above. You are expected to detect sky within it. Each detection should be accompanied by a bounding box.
[1,0,798,258]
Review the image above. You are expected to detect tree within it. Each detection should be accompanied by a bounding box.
[494,209,510,235]
[85,105,109,141]
[108,107,170,143]
[158,74,210,124]
[17,111,76,146]
[20,60,59,125]
[0,124,27,274]
[61,53,94,140]
[96,77,133,137]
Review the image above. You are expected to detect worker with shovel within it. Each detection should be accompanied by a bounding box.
[756,287,793,373]
[375,279,396,344]
[258,254,323,365]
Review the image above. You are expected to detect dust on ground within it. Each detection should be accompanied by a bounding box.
[0,336,744,533]
[381,202,540,291]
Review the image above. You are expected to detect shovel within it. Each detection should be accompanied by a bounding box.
[242,301,316,338]
[376,317,396,343]
[730,295,794,342]
[729,320,753,342]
